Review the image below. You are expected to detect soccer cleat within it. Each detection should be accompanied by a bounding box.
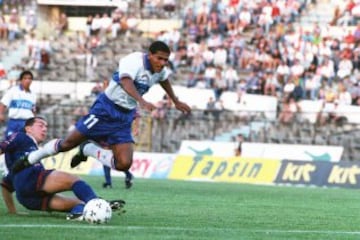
[12,155,31,173]
[124,171,133,189]
[66,213,84,221]
[102,182,112,189]
[108,199,126,213]
[70,141,89,168]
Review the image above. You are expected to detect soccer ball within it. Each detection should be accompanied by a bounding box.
[83,198,112,224]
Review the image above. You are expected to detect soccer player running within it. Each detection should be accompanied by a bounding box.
[13,41,191,180]
[1,117,124,219]
[0,70,37,138]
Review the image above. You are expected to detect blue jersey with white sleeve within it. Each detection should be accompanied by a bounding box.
[1,85,36,120]
[104,52,172,109]
[1,85,36,137]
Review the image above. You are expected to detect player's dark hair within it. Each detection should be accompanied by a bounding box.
[149,41,170,54]
[19,70,33,81]
[24,116,46,128]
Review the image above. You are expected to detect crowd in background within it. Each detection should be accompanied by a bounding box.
[3,0,360,127]
[153,0,360,125]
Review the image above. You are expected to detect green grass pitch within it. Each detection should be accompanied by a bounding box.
[1,176,360,240]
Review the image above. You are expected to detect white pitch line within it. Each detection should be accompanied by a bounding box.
[0,224,360,235]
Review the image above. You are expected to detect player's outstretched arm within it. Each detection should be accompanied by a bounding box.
[159,80,191,114]
[120,77,156,112]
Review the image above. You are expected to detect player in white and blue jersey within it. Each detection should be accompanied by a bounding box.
[0,117,125,219]
[13,41,191,180]
[0,70,37,138]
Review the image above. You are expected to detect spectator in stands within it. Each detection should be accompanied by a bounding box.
[25,9,37,33]
[276,59,291,86]
[116,1,129,13]
[337,11,354,26]
[213,66,227,100]
[91,81,103,97]
[0,15,8,40]
[163,0,176,17]
[317,56,335,85]
[330,4,341,26]
[234,133,244,157]
[213,45,227,68]
[353,23,360,44]
[337,51,353,79]
[326,100,348,126]
[290,58,305,78]
[264,71,279,96]
[186,72,198,88]
[151,94,171,120]
[223,65,239,91]
[236,78,247,103]
[204,96,216,119]
[85,36,100,80]
[204,63,217,88]
[349,78,360,105]
[237,6,251,33]
[203,97,225,121]
[55,13,68,36]
[207,9,221,35]
[142,0,160,17]
[282,76,296,99]
[90,14,101,36]
[39,48,50,70]
[7,8,19,41]
[182,7,196,28]
[257,5,273,35]
[100,13,112,36]
[304,71,321,100]
[201,43,215,66]
[85,15,93,37]
[245,70,262,94]
[351,3,360,22]
[196,1,209,25]
[0,62,6,79]
[25,32,37,58]
[0,70,36,138]
[111,10,122,38]
[278,94,300,125]
[125,12,139,36]
[337,81,352,105]
[190,54,206,75]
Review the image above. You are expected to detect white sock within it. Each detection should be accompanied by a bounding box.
[28,139,61,164]
[82,142,115,169]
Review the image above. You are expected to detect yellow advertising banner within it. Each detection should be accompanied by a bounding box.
[169,155,281,184]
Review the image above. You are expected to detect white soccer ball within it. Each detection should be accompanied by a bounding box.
[83,198,112,224]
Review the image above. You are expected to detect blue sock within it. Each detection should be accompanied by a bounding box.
[72,180,97,203]
[125,170,132,178]
[70,203,85,214]
[103,165,112,185]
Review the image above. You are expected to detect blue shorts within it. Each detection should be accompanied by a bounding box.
[75,93,136,145]
[14,164,54,211]
[6,119,26,138]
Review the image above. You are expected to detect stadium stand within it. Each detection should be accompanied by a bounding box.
[3,0,360,161]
